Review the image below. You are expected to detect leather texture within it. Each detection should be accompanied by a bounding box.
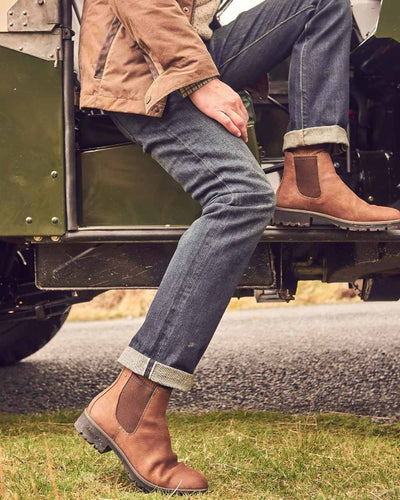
[87,368,208,491]
[276,147,400,222]
[79,0,220,117]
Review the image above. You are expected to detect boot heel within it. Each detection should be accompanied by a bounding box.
[75,411,111,454]
[273,208,312,227]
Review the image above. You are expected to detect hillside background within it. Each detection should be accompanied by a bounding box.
[68,281,359,321]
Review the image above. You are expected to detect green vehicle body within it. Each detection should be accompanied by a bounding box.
[0,56,257,232]
[0,0,400,364]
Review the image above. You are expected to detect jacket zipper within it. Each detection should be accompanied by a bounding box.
[94,16,121,79]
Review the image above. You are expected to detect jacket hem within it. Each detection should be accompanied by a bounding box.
[80,93,147,115]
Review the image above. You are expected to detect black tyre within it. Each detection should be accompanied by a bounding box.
[0,307,70,366]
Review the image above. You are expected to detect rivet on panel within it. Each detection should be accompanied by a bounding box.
[51,236,60,242]
[51,170,58,178]
[51,217,59,224]
[19,46,23,51]
[23,22,27,26]
[33,236,43,242]
[9,22,13,26]
[8,10,13,15]
[25,217,33,224]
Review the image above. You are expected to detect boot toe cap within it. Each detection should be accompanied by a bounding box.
[172,464,208,492]
[374,206,400,222]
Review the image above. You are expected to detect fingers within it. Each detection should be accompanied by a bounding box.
[214,110,242,138]
[190,79,250,142]
[228,109,248,143]
[231,94,249,142]
[213,100,249,142]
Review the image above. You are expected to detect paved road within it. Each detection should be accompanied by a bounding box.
[1,302,400,418]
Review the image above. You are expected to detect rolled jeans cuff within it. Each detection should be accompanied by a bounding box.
[283,125,349,155]
[118,346,194,392]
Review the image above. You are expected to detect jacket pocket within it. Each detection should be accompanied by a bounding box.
[94,16,122,79]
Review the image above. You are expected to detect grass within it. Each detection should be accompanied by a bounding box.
[0,411,399,499]
[68,282,359,321]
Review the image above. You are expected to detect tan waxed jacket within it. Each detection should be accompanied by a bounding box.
[78,0,221,117]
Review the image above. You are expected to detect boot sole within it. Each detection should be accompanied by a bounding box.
[273,207,400,232]
[75,410,207,495]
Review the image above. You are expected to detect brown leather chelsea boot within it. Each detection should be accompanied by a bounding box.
[274,146,400,230]
[75,368,208,494]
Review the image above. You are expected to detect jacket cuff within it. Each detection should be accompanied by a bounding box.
[179,76,218,98]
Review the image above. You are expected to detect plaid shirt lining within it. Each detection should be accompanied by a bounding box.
[179,76,218,98]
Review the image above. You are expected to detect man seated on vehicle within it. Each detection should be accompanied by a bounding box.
[75,0,400,494]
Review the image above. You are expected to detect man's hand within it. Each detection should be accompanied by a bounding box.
[189,79,249,142]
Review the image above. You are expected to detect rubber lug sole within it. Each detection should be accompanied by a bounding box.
[273,207,400,232]
[75,410,207,495]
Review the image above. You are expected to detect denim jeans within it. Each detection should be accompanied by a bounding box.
[110,0,352,391]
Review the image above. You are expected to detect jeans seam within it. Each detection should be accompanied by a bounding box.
[144,358,155,378]
[300,20,309,131]
[219,5,315,70]
[139,122,233,361]
[151,206,227,361]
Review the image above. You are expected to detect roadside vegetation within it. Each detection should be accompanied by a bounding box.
[68,281,359,321]
[0,410,399,499]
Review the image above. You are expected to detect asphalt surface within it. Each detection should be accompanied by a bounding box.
[1,302,400,418]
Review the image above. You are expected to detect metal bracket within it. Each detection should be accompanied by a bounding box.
[61,26,72,39]
[3,0,60,32]
[0,27,63,62]
[254,288,284,302]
